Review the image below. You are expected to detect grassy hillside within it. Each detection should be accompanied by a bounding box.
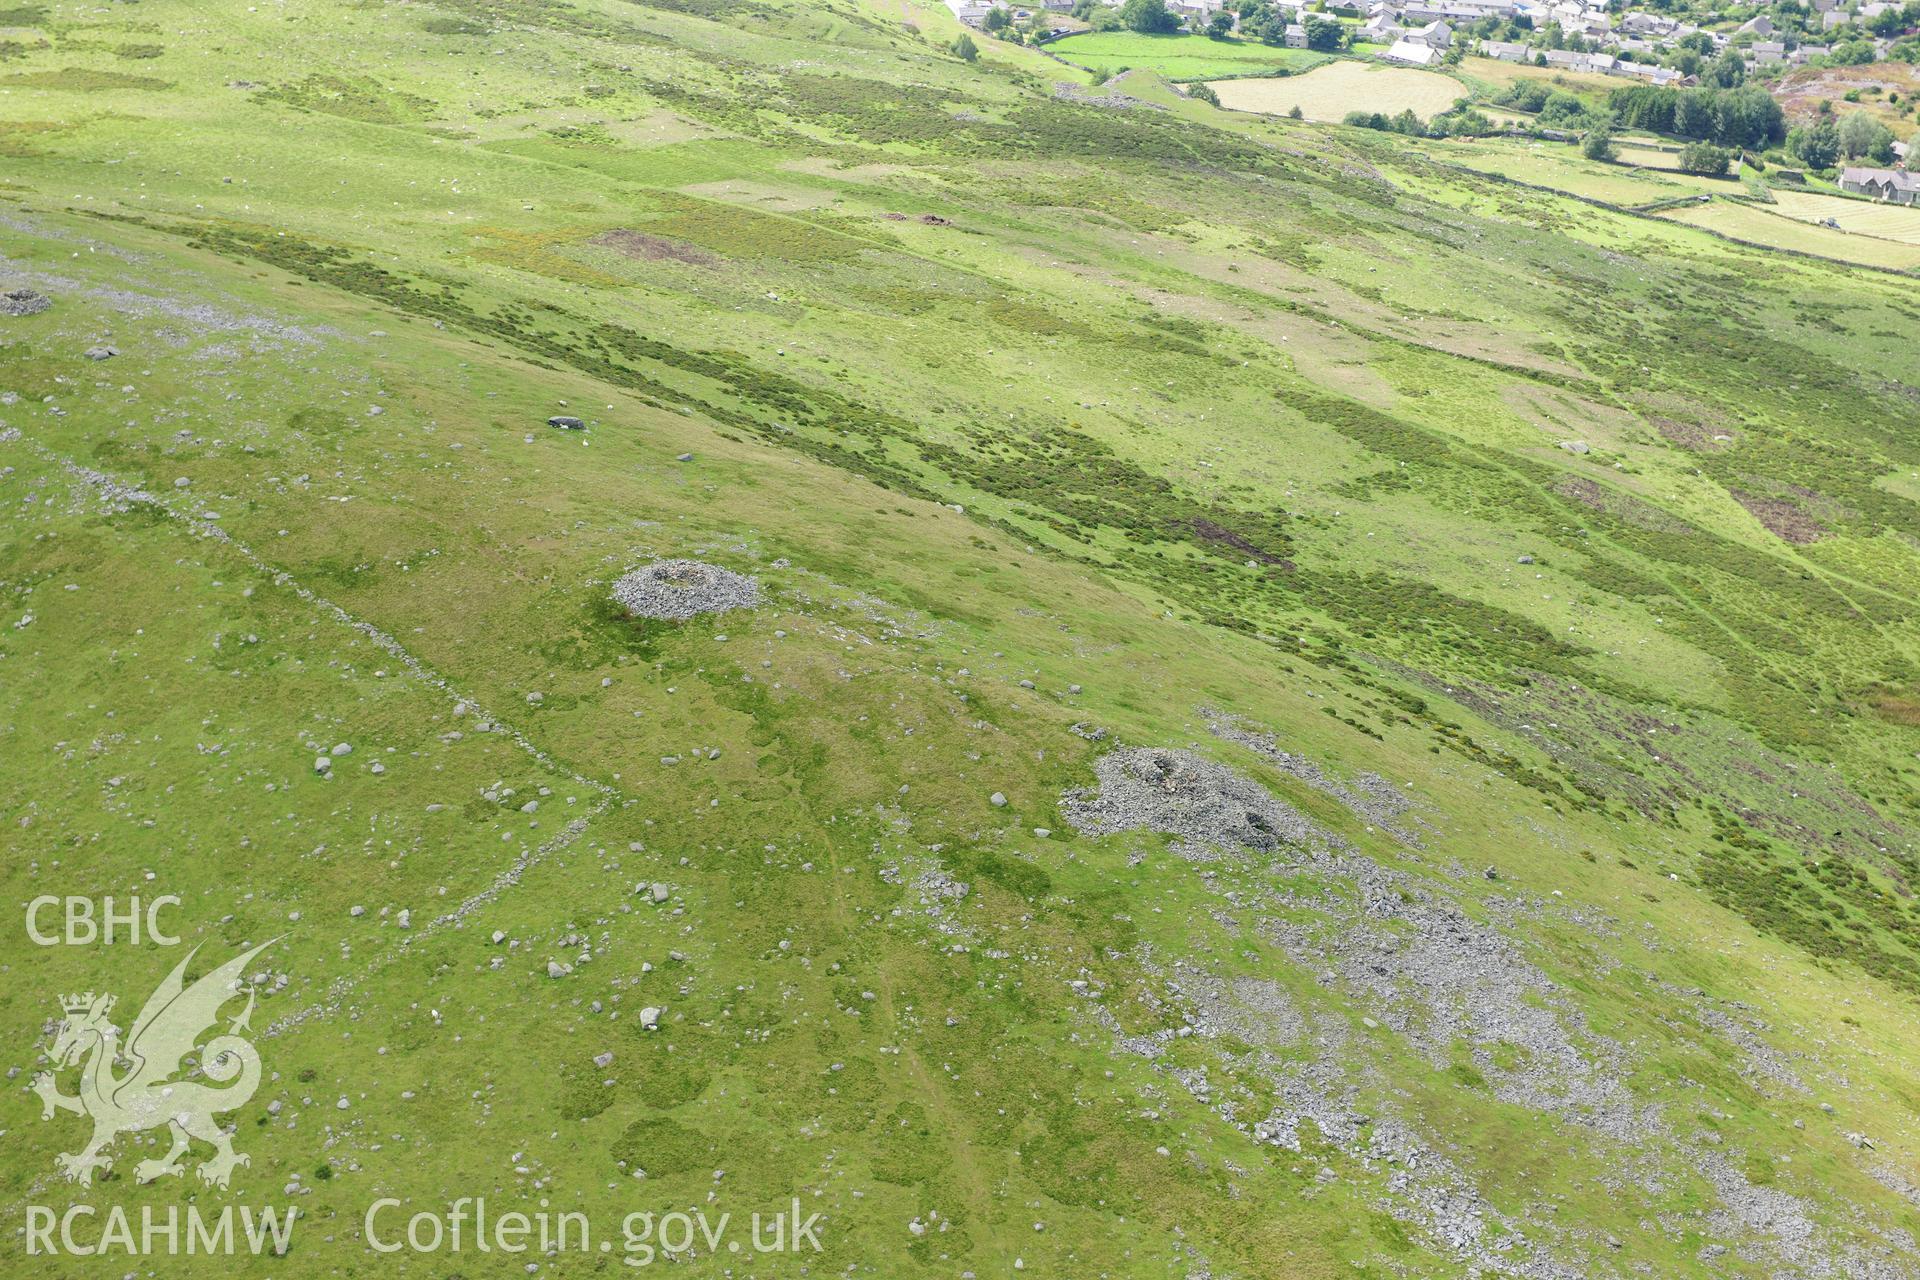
[1,0,1918,1276]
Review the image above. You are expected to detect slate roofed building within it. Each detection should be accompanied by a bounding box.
[1840,167,1920,204]
[1359,13,1404,42]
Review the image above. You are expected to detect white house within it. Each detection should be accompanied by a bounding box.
[1544,48,1613,71]
[947,0,995,26]
[1480,39,1532,61]
[1383,37,1444,63]
[1618,11,1675,34]
[1611,58,1681,83]
[1405,19,1452,47]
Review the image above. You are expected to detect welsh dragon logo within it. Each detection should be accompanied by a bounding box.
[32,940,274,1189]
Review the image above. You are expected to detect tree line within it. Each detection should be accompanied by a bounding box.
[1605,84,1785,150]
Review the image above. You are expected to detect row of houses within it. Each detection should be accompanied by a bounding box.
[960,0,1904,70]
[1476,40,1688,83]
[1399,0,1518,20]
[1375,9,1689,79]
[945,0,1070,26]
[1369,0,1704,65]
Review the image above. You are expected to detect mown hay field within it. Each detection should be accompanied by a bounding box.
[1211,60,1466,121]
[1767,188,1920,244]
[1613,144,1682,170]
[1653,197,1920,269]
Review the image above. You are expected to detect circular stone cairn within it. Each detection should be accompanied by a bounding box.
[612,559,760,622]
[1061,746,1320,854]
[0,289,51,317]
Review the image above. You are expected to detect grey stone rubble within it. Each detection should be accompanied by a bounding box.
[612,559,760,622]
[1697,1148,1912,1279]
[1070,745,1645,1132]
[1052,81,1163,112]
[1060,746,1326,857]
[0,288,50,317]
[1091,993,1582,1280]
[1668,987,1811,1095]
[1060,740,1903,1277]
[1204,707,1429,846]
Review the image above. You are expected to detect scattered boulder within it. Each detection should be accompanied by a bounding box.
[548,415,585,430]
[612,559,759,622]
[0,289,50,317]
[84,346,118,361]
[1558,440,1590,455]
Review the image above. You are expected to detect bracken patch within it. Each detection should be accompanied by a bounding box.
[589,228,717,265]
[1729,489,1824,544]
